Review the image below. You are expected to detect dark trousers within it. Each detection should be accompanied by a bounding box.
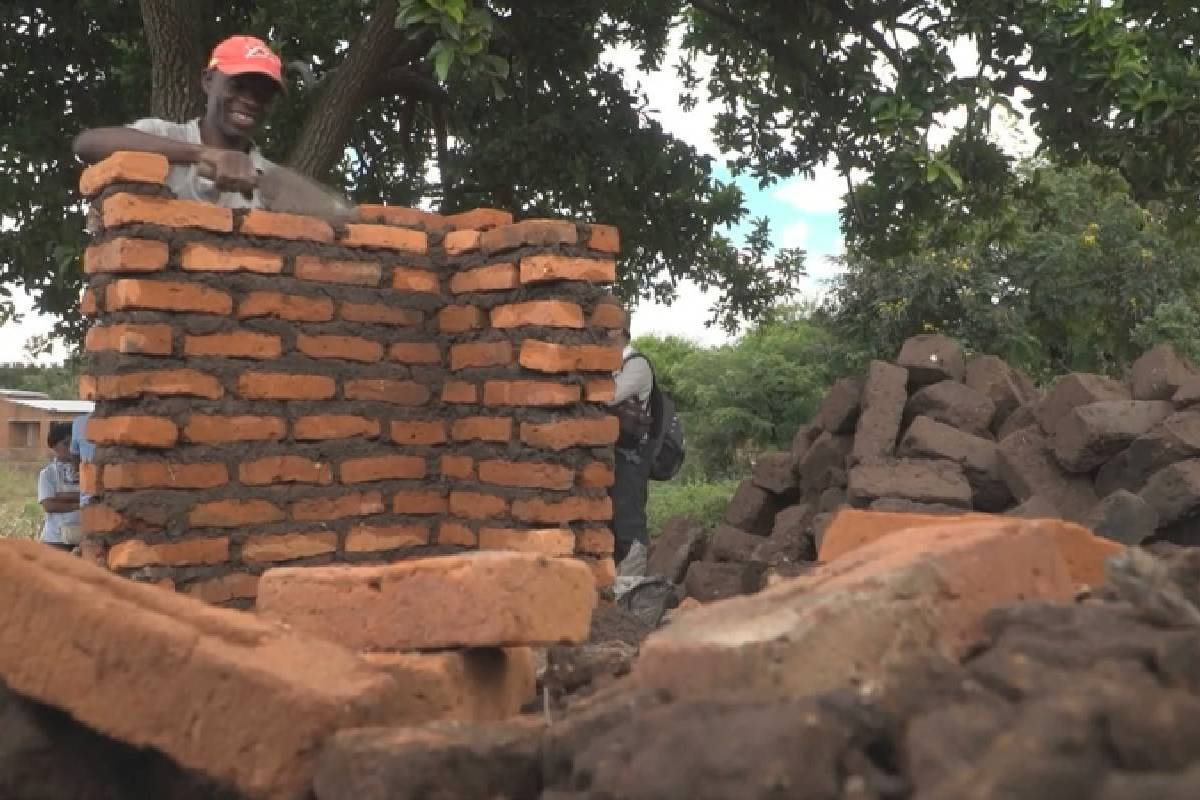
[611,444,652,565]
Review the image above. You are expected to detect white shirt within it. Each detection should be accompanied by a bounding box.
[127,118,274,209]
[37,459,81,545]
[614,346,653,407]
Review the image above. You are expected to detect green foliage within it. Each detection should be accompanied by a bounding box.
[637,305,838,479]
[647,478,738,537]
[825,163,1200,380]
[0,362,82,399]
[0,464,42,541]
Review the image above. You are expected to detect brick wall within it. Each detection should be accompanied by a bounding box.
[77,153,623,605]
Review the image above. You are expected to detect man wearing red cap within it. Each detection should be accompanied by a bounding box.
[74,35,285,209]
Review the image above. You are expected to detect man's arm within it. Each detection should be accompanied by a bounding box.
[41,493,80,514]
[73,127,204,165]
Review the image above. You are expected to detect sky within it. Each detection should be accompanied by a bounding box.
[0,32,1035,363]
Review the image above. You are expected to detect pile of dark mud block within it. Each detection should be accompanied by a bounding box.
[649,336,1200,603]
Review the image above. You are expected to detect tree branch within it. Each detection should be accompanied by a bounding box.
[374,66,448,103]
[139,0,209,121]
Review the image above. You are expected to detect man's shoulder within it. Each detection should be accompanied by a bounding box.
[128,117,200,143]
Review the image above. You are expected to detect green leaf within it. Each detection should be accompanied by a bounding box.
[433,43,454,82]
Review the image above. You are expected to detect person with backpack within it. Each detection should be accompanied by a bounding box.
[609,327,686,567]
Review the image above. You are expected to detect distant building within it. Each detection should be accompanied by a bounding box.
[0,389,94,464]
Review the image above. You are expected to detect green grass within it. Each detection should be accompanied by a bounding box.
[647,478,739,538]
[0,463,43,541]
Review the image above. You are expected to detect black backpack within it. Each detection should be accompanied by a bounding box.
[614,353,686,481]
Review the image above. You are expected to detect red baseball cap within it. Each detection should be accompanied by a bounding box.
[208,35,285,90]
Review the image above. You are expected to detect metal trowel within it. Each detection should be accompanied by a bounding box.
[253,164,357,223]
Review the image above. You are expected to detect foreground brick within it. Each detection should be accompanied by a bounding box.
[107,536,230,569]
[478,527,576,556]
[0,541,410,800]
[361,648,536,724]
[635,518,1076,696]
[83,237,169,274]
[79,151,169,196]
[102,193,232,233]
[819,509,1121,588]
[87,415,178,448]
[257,551,595,650]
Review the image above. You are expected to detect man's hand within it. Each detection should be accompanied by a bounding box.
[197,147,258,194]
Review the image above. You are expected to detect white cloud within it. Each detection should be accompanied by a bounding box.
[777,220,810,250]
[772,165,850,214]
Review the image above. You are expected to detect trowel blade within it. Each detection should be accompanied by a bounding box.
[255,165,357,223]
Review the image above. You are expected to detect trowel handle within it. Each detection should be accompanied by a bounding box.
[195,157,260,196]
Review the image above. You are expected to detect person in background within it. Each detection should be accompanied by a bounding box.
[71,413,94,504]
[38,422,81,552]
[72,34,285,209]
[609,328,655,566]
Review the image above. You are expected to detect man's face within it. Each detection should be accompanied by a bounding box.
[51,439,70,461]
[201,69,279,144]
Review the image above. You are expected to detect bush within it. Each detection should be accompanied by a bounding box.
[647,478,738,538]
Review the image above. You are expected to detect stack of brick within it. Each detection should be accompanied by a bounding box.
[659,335,1197,603]
[0,541,594,798]
[76,152,623,604]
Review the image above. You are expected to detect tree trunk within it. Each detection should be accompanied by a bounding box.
[139,0,208,122]
[287,0,411,178]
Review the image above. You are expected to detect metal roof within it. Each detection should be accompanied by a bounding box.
[5,397,94,414]
[0,389,50,399]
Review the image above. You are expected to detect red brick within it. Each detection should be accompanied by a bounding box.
[451,417,513,443]
[180,243,283,275]
[184,415,286,444]
[238,372,336,400]
[511,496,613,524]
[588,224,620,254]
[388,342,442,364]
[103,462,228,491]
[106,279,232,315]
[85,323,173,356]
[96,370,223,400]
[81,504,124,535]
[293,415,380,441]
[520,417,620,450]
[185,331,282,359]
[478,527,576,557]
[519,341,623,373]
[586,379,616,403]
[240,456,334,486]
[445,208,514,230]
[241,209,334,242]
[389,420,447,446]
[356,205,448,231]
[483,381,580,407]
[393,491,449,515]
[589,557,617,589]
[79,151,169,196]
[107,537,230,569]
[339,302,423,326]
[339,456,427,484]
[480,219,578,254]
[78,375,97,401]
[449,262,518,294]
[102,193,232,232]
[520,255,616,285]
[437,522,478,547]
[238,291,333,322]
[578,528,616,556]
[491,301,585,329]
[343,223,428,253]
[297,334,384,363]
[190,499,285,528]
[579,462,616,489]
[295,256,381,286]
[87,415,178,448]
[444,229,481,255]
[438,304,485,332]
[449,491,508,519]
[591,300,627,330]
[449,341,512,370]
[442,381,478,404]
[242,532,338,563]
[345,524,430,553]
[256,552,595,650]
[478,460,574,491]
[290,492,385,522]
[441,455,474,480]
[80,463,101,495]
[81,288,98,317]
[0,542,400,800]
[83,238,169,274]
[344,379,431,405]
[392,268,440,293]
[187,572,261,604]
